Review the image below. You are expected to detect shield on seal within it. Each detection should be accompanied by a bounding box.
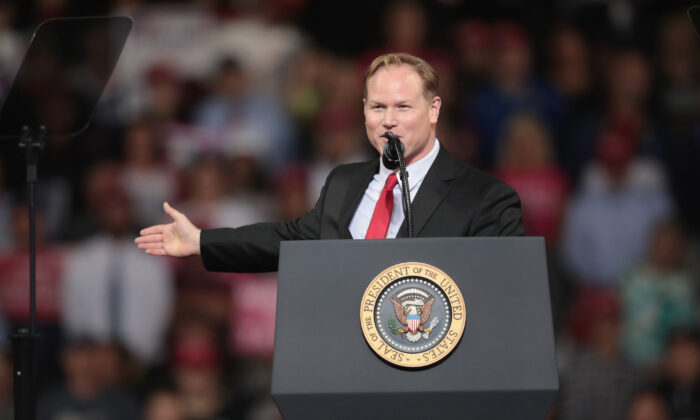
[407,314,420,333]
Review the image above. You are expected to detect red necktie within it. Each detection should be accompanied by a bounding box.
[365,173,399,239]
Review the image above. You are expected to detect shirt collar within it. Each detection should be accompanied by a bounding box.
[378,138,440,190]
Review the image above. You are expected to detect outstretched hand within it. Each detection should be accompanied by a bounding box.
[135,202,201,257]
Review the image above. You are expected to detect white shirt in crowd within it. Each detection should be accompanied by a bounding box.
[62,236,173,363]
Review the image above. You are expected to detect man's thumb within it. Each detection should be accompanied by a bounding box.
[163,202,182,221]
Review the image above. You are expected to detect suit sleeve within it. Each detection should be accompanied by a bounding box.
[470,182,525,236]
[200,168,335,273]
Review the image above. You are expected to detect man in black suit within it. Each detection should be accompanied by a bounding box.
[135,53,523,272]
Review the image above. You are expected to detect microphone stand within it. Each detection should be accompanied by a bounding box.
[385,134,414,238]
[10,125,47,420]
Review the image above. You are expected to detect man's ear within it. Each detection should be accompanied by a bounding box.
[430,96,441,124]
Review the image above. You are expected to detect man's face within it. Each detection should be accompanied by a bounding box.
[364,64,441,166]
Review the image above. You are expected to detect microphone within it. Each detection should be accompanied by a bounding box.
[382,131,405,170]
[381,131,414,238]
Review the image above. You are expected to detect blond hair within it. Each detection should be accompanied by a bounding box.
[363,52,439,99]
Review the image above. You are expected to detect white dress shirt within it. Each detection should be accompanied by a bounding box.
[349,139,440,239]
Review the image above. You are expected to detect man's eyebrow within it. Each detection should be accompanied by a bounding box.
[367,99,415,105]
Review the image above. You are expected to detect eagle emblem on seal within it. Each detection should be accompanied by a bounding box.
[390,287,440,343]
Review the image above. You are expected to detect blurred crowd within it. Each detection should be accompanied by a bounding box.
[0,0,699,419]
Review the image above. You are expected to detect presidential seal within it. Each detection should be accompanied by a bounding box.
[360,262,466,368]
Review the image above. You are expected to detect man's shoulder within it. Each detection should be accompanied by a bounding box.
[437,147,518,198]
[460,163,515,193]
[332,159,378,174]
[324,159,378,183]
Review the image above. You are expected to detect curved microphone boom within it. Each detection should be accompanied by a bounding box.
[382,132,404,170]
[382,131,414,238]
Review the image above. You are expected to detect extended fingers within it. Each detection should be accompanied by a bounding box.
[145,248,168,256]
[135,233,163,244]
[137,241,164,250]
[139,225,166,236]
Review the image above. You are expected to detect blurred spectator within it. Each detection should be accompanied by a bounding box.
[120,120,180,227]
[0,1,22,98]
[214,0,306,97]
[625,389,671,420]
[654,330,700,419]
[547,23,595,168]
[468,22,563,169]
[655,12,700,132]
[362,0,451,70]
[284,49,327,128]
[171,316,248,420]
[560,289,643,420]
[93,341,139,391]
[603,49,657,154]
[37,337,140,420]
[144,63,186,123]
[564,47,659,182]
[275,166,309,221]
[228,273,277,360]
[652,14,700,236]
[548,24,593,107]
[112,2,218,89]
[452,20,493,92]
[62,163,173,365]
[98,3,217,126]
[171,155,264,335]
[620,220,698,366]
[383,0,428,54]
[492,113,572,329]
[178,155,271,230]
[306,106,369,201]
[493,113,569,246]
[143,389,185,420]
[320,57,362,111]
[580,133,668,195]
[193,58,297,172]
[562,128,672,288]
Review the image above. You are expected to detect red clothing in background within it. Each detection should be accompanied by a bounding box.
[494,165,569,245]
[0,246,65,324]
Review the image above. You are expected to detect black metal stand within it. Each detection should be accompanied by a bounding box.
[10,125,47,420]
[391,139,413,238]
[0,17,132,420]
[382,134,414,238]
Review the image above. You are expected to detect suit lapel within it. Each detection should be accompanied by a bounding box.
[337,160,379,239]
[397,146,458,238]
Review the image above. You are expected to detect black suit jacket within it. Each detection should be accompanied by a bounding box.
[201,145,524,272]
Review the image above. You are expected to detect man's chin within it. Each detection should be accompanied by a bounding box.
[371,140,386,154]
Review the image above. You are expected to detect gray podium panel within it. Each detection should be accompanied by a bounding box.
[271,237,558,420]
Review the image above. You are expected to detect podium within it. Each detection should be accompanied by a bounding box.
[271,237,558,420]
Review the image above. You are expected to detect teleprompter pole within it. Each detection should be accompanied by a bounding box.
[10,125,47,420]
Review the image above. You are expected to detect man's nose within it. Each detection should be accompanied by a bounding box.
[382,108,397,128]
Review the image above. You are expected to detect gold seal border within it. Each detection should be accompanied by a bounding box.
[360,262,466,368]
